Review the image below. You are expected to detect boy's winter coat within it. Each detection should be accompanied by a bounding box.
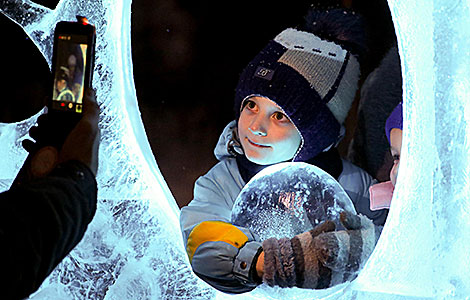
[180,121,388,293]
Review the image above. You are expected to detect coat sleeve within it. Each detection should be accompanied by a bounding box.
[0,160,97,300]
[180,162,262,294]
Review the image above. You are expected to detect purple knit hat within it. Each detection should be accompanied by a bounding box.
[385,101,403,143]
[234,28,360,162]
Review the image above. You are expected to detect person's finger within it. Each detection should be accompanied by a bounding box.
[79,88,99,143]
[31,113,51,140]
[35,113,49,127]
[82,88,99,123]
[340,211,363,230]
[28,125,40,141]
[314,230,353,271]
[30,146,59,178]
[22,139,37,153]
[58,87,100,175]
[310,220,336,237]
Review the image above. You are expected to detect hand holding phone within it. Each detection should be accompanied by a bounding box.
[58,88,100,176]
[13,17,98,186]
[19,89,100,181]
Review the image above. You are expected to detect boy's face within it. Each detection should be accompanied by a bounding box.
[56,79,67,92]
[238,96,301,165]
[389,128,403,187]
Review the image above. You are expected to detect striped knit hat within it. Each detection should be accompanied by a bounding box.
[234,28,360,162]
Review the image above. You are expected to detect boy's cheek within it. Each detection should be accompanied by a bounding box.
[390,163,399,187]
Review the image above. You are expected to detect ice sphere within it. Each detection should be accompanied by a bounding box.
[231,162,356,240]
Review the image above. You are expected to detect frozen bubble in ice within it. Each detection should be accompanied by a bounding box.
[231,162,356,240]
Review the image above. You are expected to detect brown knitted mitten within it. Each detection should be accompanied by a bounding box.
[262,220,336,289]
[313,211,383,281]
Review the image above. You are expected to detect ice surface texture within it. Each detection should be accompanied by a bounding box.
[0,109,43,190]
[351,1,470,299]
[0,1,212,299]
[1,0,470,299]
[232,162,356,241]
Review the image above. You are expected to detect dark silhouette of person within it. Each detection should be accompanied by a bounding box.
[0,89,100,300]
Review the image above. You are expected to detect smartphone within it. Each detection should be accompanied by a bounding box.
[12,17,96,186]
[49,16,96,121]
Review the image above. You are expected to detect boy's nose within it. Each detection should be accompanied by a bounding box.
[390,162,400,186]
[249,127,267,136]
[248,117,267,136]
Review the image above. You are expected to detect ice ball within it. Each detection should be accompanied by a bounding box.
[231,162,356,240]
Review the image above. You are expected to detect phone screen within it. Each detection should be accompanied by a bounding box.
[51,33,88,113]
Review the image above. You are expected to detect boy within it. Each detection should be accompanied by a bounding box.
[180,9,386,293]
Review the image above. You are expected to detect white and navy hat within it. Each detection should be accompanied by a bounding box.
[234,25,361,162]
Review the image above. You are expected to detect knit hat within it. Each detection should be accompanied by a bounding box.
[57,66,70,82]
[385,101,403,143]
[234,27,360,161]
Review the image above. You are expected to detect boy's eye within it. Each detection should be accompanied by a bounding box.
[245,100,257,110]
[272,112,287,121]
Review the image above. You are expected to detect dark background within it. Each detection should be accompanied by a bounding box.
[1,0,396,207]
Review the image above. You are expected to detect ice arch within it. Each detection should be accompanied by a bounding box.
[0,0,213,299]
[1,0,469,299]
[350,1,470,299]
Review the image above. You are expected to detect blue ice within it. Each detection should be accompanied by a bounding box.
[1,0,469,299]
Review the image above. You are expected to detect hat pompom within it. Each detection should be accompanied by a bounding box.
[302,8,367,60]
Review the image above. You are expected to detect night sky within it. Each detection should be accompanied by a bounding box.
[1,0,396,207]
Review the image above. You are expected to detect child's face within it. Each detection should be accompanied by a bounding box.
[389,128,403,187]
[238,96,301,165]
[56,79,67,91]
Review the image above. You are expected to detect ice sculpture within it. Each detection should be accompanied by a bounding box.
[232,162,356,240]
[0,1,213,299]
[349,1,470,299]
[0,109,43,191]
[1,0,470,299]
